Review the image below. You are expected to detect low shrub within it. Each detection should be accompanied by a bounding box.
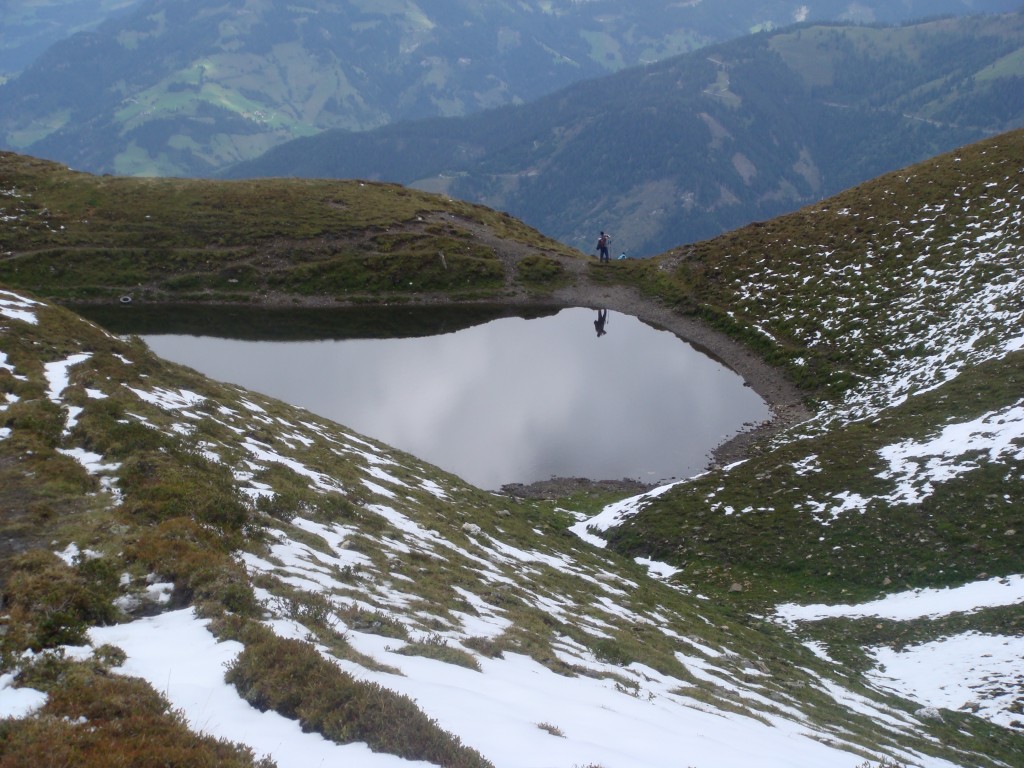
[125,517,260,618]
[393,635,481,671]
[339,606,408,639]
[589,636,633,667]
[461,636,505,659]
[0,660,274,768]
[1,550,119,652]
[120,452,251,532]
[226,627,492,768]
[537,722,565,737]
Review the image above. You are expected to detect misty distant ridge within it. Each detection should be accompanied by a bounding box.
[226,11,1024,256]
[2,6,1024,768]
[1,0,1021,180]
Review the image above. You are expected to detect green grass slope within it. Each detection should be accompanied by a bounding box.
[597,127,1024,671]
[0,294,496,767]
[0,151,580,304]
[0,283,1017,767]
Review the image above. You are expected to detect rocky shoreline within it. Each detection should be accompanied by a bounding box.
[500,476,658,500]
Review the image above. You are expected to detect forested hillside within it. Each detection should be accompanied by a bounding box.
[2,0,1021,176]
[228,13,1024,256]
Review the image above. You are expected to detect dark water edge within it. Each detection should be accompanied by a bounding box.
[72,303,561,342]
[79,304,771,491]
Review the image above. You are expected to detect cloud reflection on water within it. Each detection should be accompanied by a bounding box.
[143,308,769,490]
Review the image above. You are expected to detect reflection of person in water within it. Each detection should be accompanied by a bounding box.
[594,308,608,337]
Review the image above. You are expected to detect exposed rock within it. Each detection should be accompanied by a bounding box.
[500,476,655,500]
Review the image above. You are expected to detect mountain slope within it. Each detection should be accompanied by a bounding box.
[228,13,1024,257]
[595,130,1024,718]
[0,150,583,305]
[0,289,1015,767]
[2,0,1021,176]
[0,0,143,79]
[1,129,1023,764]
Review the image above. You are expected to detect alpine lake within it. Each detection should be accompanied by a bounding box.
[78,304,770,492]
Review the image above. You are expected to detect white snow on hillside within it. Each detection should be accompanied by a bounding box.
[0,292,969,767]
[776,578,1024,730]
[868,633,1024,729]
[0,288,40,325]
[822,185,1022,427]
[2,150,1022,768]
[47,607,920,768]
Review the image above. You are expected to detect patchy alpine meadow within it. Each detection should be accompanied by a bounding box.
[0,129,1023,767]
[0,286,1008,768]
[597,130,1024,748]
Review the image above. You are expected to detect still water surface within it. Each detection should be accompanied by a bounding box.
[141,307,769,490]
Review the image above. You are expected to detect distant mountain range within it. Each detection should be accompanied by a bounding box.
[0,0,141,79]
[1,0,1021,176]
[226,12,1024,256]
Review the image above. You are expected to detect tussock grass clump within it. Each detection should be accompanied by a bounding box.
[392,634,482,671]
[225,627,493,768]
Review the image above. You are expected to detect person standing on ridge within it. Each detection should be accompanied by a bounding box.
[596,231,611,262]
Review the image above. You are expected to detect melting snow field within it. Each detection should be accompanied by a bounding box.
[51,609,869,768]
[776,577,1024,730]
[3,544,1018,767]
[1,574,999,768]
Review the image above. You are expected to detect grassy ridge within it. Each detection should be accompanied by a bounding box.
[0,152,578,303]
